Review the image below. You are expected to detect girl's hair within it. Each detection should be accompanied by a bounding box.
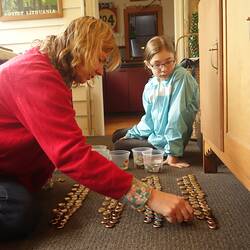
[39,16,120,87]
[144,36,175,62]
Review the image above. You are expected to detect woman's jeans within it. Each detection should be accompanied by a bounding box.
[0,178,38,241]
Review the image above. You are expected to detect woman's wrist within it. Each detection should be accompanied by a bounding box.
[122,177,152,209]
[146,188,157,209]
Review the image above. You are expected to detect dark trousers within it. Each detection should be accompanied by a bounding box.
[112,128,155,151]
[0,178,39,241]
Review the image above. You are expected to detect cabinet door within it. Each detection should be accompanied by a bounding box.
[128,67,150,112]
[224,0,250,187]
[104,70,129,112]
[199,0,224,150]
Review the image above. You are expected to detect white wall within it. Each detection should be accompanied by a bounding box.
[98,0,175,46]
[0,0,83,54]
[84,0,105,136]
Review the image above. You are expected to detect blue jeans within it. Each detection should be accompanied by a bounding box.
[112,128,154,152]
[0,178,39,241]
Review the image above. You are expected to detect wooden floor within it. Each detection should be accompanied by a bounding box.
[104,113,141,135]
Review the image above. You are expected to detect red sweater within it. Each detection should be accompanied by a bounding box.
[0,48,133,198]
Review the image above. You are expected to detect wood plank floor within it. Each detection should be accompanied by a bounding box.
[104,113,142,136]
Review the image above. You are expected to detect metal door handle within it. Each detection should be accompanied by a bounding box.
[209,43,218,71]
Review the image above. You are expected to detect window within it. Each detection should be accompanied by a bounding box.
[124,6,163,61]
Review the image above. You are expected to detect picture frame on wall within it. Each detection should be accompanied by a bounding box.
[0,0,63,21]
[99,8,118,32]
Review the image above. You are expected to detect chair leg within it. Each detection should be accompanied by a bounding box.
[203,148,218,173]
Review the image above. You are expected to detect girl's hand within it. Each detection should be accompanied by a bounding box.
[147,189,193,223]
[119,136,127,140]
[163,155,190,168]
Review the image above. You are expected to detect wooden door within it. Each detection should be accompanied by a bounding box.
[223,0,250,188]
[199,0,224,150]
[104,69,129,113]
[128,67,150,112]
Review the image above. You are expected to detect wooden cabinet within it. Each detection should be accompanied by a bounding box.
[199,0,250,190]
[104,69,129,113]
[72,85,91,136]
[199,0,224,151]
[103,66,150,113]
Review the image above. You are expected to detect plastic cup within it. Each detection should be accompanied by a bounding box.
[92,145,108,150]
[92,145,110,160]
[132,147,153,168]
[142,149,164,173]
[110,150,130,170]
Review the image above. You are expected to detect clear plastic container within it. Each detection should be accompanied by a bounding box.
[110,150,130,170]
[92,145,110,160]
[132,147,153,168]
[92,145,108,150]
[142,149,164,173]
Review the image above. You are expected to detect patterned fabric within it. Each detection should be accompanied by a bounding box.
[122,177,152,209]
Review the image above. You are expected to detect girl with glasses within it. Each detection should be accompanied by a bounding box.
[113,36,199,168]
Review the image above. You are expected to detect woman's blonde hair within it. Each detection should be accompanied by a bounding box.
[39,16,120,87]
[144,36,175,63]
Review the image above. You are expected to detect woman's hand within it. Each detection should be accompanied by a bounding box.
[163,155,190,168]
[147,189,193,224]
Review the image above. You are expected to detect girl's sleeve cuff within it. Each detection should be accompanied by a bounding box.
[121,177,152,209]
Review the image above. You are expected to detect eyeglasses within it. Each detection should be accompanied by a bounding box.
[150,59,175,71]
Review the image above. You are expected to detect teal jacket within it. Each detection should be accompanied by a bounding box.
[126,65,199,156]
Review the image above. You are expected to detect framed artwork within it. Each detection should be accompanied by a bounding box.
[0,0,63,21]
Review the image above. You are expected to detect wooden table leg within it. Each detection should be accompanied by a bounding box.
[203,140,218,173]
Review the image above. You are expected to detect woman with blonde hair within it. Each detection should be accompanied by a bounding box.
[0,17,193,240]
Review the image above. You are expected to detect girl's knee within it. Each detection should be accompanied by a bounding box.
[112,128,130,143]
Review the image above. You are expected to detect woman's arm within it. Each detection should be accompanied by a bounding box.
[123,177,193,223]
